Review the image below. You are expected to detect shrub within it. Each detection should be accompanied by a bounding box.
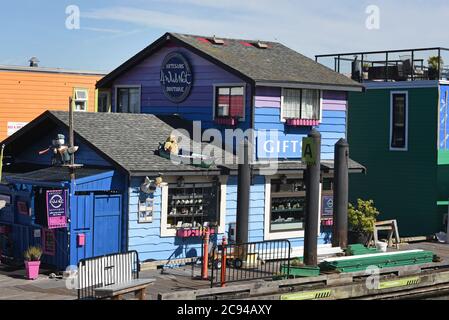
[428,56,444,70]
[348,199,380,233]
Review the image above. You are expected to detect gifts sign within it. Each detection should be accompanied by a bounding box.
[46,190,67,229]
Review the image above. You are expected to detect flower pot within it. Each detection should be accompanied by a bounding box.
[348,230,370,246]
[25,260,41,280]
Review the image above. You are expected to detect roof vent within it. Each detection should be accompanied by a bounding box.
[211,36,225,45]
[29,57,39,67]
[254,41,268,49]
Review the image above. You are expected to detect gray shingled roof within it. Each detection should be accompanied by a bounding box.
[97,32,363,90]
[48,111,230,175]
[171,33,362,89]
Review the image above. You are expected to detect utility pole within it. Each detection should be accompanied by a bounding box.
[68,97,75,181]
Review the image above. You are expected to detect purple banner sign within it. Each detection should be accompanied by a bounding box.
[46,190,67,229]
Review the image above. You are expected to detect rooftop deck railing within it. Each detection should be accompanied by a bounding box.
[316,47,449,83]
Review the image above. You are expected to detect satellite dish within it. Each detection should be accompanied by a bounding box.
[140,177,157,194]
[0,200,6,210]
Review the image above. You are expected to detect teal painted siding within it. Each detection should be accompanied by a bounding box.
[349,86,440,236]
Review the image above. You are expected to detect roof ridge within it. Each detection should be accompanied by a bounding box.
[169,32,279,45]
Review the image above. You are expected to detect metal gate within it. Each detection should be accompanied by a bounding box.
[77,251,139,300]
[209,239,291,287]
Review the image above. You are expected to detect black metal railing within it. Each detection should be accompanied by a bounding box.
[77,251,140,300]
[316,47,449,83]
[209,239,291,287]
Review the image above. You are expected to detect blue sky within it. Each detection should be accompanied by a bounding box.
[1,0,449,72]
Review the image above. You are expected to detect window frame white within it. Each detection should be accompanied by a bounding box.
[389,91,409,151]
[114,85,142,113]
[280,88,323,122]
[160,176,227,237]
[73,88,89,112]
[212,83,246,121]
[264,175,321,240]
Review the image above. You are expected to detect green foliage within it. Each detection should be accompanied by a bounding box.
[290,257,304,267]
[428,56,444,70]
[24,246,42,261]
[348,199,380,233]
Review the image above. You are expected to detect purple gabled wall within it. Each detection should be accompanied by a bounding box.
[112,42,252,130]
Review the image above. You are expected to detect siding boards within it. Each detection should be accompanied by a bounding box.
[112,44,252,131]
[0,71,101,140]
[254,88,347,160]
[348,87,439,236]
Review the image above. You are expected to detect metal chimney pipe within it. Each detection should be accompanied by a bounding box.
[29,57,39,67]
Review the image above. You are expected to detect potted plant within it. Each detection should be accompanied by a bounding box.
[362,63,371,80]
[348,199,380,245]
[428,56,444,80]
[24,246,42,280]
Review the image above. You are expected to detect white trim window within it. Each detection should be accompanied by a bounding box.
[160,177,227,237]
[213,85,246,120]
[281,88,322,121]
[390,91,408,151]
[74,89,88,112]
[115,86,141,113]
[264,176,321,240]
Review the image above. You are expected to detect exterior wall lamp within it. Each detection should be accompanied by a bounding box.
[177,176,185,188]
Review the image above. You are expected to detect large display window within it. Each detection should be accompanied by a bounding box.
[160,178,227,237]
[270,178,305,232]
[167,183,220,230]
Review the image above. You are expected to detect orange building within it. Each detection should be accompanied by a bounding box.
[0,61,107,140]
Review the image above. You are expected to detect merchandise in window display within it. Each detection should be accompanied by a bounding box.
[167,184,219,231]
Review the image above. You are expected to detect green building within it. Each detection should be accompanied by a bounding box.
[316,48,449,237]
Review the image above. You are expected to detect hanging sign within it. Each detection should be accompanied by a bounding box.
[46,190,67,229]
[160,52,193,103]
[301,137,316,165]
[322,195,333,217]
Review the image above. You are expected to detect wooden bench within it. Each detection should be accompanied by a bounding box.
[94,278,155,300]
[77,251,155,300]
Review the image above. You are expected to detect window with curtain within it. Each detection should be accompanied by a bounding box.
[281,88,321,120]
[215,86,245,119]
[117,87,141,113]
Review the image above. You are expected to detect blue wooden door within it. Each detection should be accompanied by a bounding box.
[93,194,122,256]
[70,194,94,265]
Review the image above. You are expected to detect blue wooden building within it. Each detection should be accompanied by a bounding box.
[95,33,365,263]
[0,33,364,270]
